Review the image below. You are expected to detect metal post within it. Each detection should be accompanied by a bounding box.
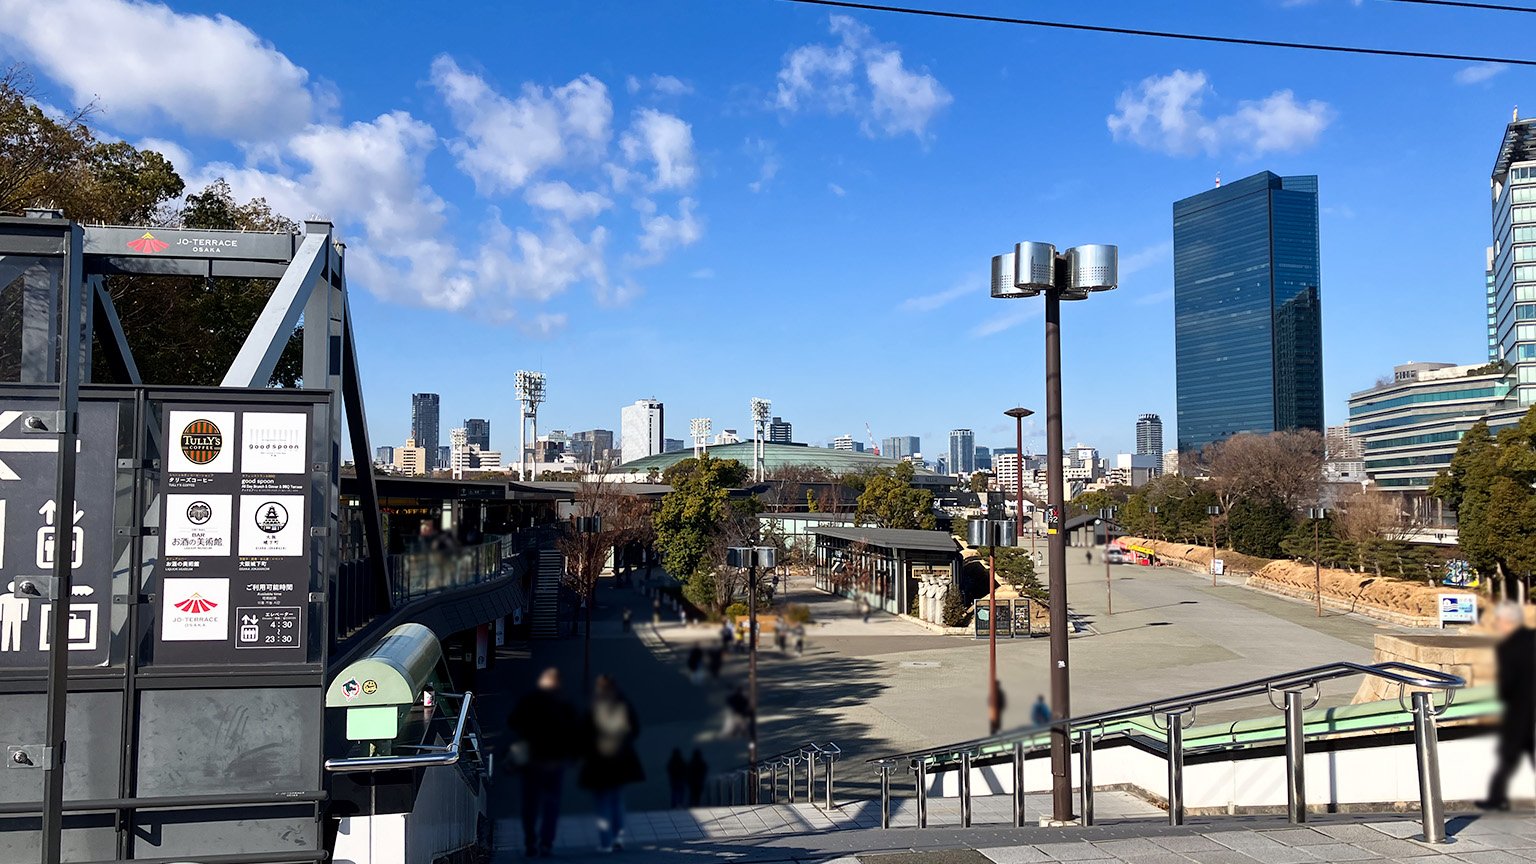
[1012,740,1026,827]
[988,544,1000,734]
[1285,690,1307,824]
[1211,516,1219,587]
[826,756,835,810]
[748,557,759,804]
[1014,413,1025,544]
[1105,531,1113,616]
[787,758,797,804]
[880,765,891,828]
[1166,713,1185,826]
[41,224,83,864]
[960,752,973,826]
[916,760,929,828]
[806,751,816,803]
[1412,691,1446,843]
[1080,730,1096,826]
[1045,287,1073,822]
[1313,516,1323,618]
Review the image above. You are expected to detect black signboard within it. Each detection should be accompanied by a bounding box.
[0,399,119,669]
[1045,504,1062,535]
[153,403,312,665]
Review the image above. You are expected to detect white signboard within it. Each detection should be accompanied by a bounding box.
[166,410,235,474]
[238,495,305,557]
[163,494,233,557]
[1210,558,1225,576]
[1439,593,1476,626]
[240,412,308,475]
[161,577,231,641]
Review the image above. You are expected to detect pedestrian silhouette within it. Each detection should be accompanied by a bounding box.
[1480,602,1536,811]
[687,749,708,807]
[508,667,578,858]
[687,644,704,684]
[1031,693,1052,727]
[579,675,644,852]
[666,748,688,809]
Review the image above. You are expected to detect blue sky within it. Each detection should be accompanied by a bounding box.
[0,0,1529,458]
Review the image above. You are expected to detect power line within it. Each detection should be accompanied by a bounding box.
[774,0,1536,66]
[1379,0,1536,13]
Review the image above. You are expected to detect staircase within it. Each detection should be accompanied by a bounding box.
[530,548,563,639]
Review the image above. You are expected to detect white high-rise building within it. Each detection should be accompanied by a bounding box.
[1491,111,1536,404]
[831,434,857,451]
[620,399,665,464]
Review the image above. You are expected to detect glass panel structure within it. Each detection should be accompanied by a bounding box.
[1173,172,1323,452]
[1491,115,1536,405]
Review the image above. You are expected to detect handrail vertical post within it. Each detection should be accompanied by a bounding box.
[1412,690,1446,844]
[826,755,836,810]
[806,751,817,805]
[880,764,891,829]
[1166,713,1185,827]
[1079,730,1095,826]
[960,752,973,827]
[787,758,797,804]
[1013,740,1026,827]
[771,761,779,804]
[916,760,929,828]
[1284,690,1307,824]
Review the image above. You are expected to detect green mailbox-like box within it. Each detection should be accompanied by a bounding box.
[326,622,443,741]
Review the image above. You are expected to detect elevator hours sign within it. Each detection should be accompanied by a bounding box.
[0,399,119,669]
[154,403,312,665]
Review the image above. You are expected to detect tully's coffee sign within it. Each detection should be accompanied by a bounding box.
[180,418,224,465]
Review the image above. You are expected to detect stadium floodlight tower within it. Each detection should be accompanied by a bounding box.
[690,417,712,458]
[514,369,546,481]
[751,397,772,482]
[989,240,1118,825]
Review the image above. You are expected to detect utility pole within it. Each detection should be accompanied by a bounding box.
[730,545,775,804]
[1207,505,1223,587]
[1099,507,1117,616]
[1309,507,1327,617]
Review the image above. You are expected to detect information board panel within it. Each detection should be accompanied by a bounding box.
[153,403,313,665]
[0,398,119,669]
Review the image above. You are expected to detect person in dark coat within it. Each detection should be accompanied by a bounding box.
[687,749,708,807]
[509,667,578,858]
[666,748,688,809]
[707,646,724,680]
[687,643,704,684]
[579,675,644,851]
[1480,602,1536,810]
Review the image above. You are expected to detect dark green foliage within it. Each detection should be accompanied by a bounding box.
[855,461,937,529]
[1431,408,1536,592]
[653,455,759,612]
[1226,497,1293,559]
[941,585,969,627]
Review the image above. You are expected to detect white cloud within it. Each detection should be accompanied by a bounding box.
[691,268,716,280]
[0,0,318,140]
[1455,63,1506,85]
[900,282,969,313]
[776,14,951,140]
[745,138,779,193]
[619,109,697,192]
[972,306,1041,338]
[431,55,612,195]
[524,181,612,221]
[631,197,702,266]
[1119,241,1172,279]
[828,182,847,197]
[1107,70,1332,158]
[650,75,693,97]
[135,137,194,176]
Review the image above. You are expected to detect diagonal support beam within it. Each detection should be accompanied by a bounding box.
[340,290,390,604]
[90,277,141,384]
[220,232,328,388]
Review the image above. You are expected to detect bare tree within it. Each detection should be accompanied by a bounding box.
[558,472,653,686]
[1207,430,1325,510]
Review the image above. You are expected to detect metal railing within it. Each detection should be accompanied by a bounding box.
[324,691,485,775]
[709,742,841,808]
[869,662,1463,842]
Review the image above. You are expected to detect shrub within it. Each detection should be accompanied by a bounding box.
[782,603,813,625]
[725,602,749,619]
[941,587,970,628]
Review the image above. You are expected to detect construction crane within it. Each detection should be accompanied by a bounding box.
[865,422,879,456]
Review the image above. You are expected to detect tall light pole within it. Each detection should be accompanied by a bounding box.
[730,545,775,803]
[751,398,772,482]
[1308,507,1328,617]
[969,518,1016,735]
[990,240,1118,823]
[690,417,712,458]
[1207,505,1223,586]
[1005,407,1033,548]
[514,370,545,482]
[1099,506,1117,615]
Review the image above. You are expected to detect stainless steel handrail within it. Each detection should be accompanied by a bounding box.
[324,692,478,773]
[870,661,1463,841]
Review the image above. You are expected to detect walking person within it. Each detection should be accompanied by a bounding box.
[707,646,723,680]
[1479,602,1536,810]
[793,626,804,657]
[1031,693,1052,727]
[687,643,704,684]
[687,749,709,807]
[509,667,578,858]
[579,675,644,852]
[666,748,689,809]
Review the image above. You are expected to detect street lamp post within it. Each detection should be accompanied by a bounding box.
[991,240,1118,823]
[1308,507,1327,617]
[1149,505,1160,543]
[730,545,776,804]
[969,518,1016,735]
[1207,505,1223,587]
[1005,408,1033,547]
[1099,507,1117,615]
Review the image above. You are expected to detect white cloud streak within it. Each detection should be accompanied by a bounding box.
[1455,63,1506,85]
[1107,70,1332,158]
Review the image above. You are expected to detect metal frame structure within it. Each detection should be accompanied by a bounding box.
[514,370,545,482]
[0,211,387,864]
[751,398,771,483]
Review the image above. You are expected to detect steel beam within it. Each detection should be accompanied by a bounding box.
[340,290,389,606]
[90,279,141,384]
[220,232,327,388]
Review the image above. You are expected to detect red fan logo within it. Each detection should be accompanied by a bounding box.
[127,231,169,254]
[174,593,217,614]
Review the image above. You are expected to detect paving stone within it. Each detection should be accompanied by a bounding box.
[1116,854,1198,864]
[1151,836,1227,854]
[1035,841,1119,861]
[1262,829,1340,847]
[1316,825,1405,843]
[1094,839,1174,858]
[1297,842,1383,861]
[1453,852,1536,864]
[1180,852,1266,864]
[978,846,1055,864]
[1358,838,1448,859]
[1365,822,1428,840]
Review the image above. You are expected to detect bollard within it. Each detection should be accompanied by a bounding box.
[1012,740,1026,828]
[786,757,797,804]
[960,752,973,827]
[879,764,891,829]
[826,755,836,810]
[806,751,817,804]
[771,762,780,804]
[1284,690,1306,824]
[1079,730,1095,826]
[1166,713,1185,827]
[916,759,929,828]
[1412,690,1446,844]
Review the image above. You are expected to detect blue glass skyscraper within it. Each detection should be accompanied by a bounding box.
[1173,171,1324,453]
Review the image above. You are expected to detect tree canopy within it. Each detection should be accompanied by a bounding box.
[652,455,759,611]
[1431,407,1536,593]
[855,461,936,530]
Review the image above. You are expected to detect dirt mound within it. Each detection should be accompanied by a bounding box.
[1123,537,1476,627]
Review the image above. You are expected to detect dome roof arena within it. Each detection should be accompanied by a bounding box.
[613,442,938,478]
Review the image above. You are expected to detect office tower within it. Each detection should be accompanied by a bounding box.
[437,446,451,470]
[411,393,441,468]
[663,438,685,453]
[1135,414,1163,456]
[881,435,920,460]
[1492,111,1536,404]
[994,451,1020,495]
[464,418,491,450]
[1173,172,1323,452]
[974,445,992,471]
[831,434,857,451]
[449,428,469,479]
[394,437,426,476]
[767,416,793,444]
[374,445,394,464]
[621,399,665,464]
[1487,246,1499,362]
[948,429,975,475]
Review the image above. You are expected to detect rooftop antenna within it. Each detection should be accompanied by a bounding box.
[1214,171,1222,188]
